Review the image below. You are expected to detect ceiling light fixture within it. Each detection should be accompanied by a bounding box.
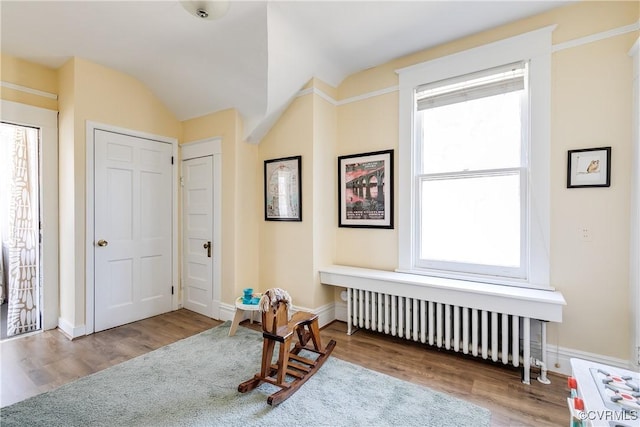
[180,1,229,20]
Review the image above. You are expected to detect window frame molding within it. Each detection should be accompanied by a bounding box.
[396,25,555,290]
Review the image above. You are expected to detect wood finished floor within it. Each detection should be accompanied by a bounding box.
[0,309,568,426]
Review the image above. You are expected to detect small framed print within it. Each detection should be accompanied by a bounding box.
[264,155,302,221]
[567,147,611,188]
[338,149,393,228]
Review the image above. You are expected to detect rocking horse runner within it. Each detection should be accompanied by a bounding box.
[237,288,336,406]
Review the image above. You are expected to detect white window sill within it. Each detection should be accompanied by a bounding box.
[319,264,566,322]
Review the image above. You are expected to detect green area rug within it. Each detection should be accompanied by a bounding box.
[1,321,491,426]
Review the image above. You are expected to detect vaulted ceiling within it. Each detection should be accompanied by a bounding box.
[0,1,570,142]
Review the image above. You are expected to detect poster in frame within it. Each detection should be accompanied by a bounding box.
[567,147,611,188]
[264,155,302,221]
[338,149,393,228]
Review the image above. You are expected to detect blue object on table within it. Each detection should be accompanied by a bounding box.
[242,296,260,305]
[242,288,253,304]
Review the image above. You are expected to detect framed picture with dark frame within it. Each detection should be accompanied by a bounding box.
[338,149,393,228]
[264,155,302,221]
[567,147,611,188]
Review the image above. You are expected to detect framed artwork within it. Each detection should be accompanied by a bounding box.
[338,149,393,228]
[264,155,302,221]
[567,147,611,188]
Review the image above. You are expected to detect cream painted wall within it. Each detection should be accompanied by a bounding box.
[312,92,337,308]
[336,92,398,271]
[331,1,639,363]
[57,59,77,326]
[0,53,58,110]
[259,95,316,308]
[182,109,259,305]
[256,84,337,311]
[552,33,635,357]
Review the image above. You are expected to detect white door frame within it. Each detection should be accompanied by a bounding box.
[181,137,222,319]
[1,100,59,331]
[86,121,178,334]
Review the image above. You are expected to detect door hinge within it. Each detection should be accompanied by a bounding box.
[171,286,174,295]
[171,156,174,165]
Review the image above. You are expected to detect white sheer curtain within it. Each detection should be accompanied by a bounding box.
[1,123,40,337]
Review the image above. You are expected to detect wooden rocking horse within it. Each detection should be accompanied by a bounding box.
[237,288,336,406]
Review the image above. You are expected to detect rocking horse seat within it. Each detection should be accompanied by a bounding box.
[237,288,336,406]
[263,311,318,343]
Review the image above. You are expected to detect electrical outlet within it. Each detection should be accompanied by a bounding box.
[579,227,592,242]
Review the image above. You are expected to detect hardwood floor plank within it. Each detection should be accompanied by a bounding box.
[1,310,568,427]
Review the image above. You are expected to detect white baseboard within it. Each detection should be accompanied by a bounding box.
[57,317,86,339]
[334,301,347,322]
[302,302,335,328]
[544,344,632,376]
[219,302,236,322]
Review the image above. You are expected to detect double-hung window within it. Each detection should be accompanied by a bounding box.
[416,62,527,279]
[397,27,553,289]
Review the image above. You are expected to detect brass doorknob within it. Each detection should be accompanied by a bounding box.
[97,239,109,247]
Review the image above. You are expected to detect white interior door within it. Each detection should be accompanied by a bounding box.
[94,130,173,332]
[182,156,213,317]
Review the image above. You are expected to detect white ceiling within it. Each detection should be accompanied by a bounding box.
[0,1,570,141]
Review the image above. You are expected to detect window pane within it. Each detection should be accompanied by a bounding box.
[419,173,521,268]
[421,90,522,174]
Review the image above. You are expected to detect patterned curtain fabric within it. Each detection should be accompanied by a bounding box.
[3,124,40,337]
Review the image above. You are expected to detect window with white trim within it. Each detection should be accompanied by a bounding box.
[397,27,553,289]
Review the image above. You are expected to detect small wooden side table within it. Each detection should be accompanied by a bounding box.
[228,296,261,336]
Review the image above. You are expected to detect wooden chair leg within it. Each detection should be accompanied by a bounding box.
[261,338,276,377]
[308,318,322,351]
[276,336,292,385]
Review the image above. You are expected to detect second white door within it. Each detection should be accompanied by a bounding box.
[182,156,214,317]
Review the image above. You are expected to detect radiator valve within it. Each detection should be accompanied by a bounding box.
[532,358,551,384]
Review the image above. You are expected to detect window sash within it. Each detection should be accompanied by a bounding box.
[414,167,528,279]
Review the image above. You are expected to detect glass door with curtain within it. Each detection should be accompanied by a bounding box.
[0,122,41,339]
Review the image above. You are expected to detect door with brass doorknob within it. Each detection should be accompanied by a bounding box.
[93,129,172,333]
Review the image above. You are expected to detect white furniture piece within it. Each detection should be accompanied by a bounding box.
[228,296,261,337]
[567,358,639,427]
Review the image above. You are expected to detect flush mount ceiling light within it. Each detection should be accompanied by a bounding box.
[180,0,230,20]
